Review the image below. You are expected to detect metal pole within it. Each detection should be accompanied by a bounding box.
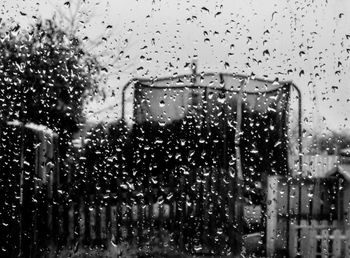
[290,83,303,173]
[289,83,302,257]
[235,79,244,180]
[19,123,25,257]
[234,78,245,254]
[19,80,27,257]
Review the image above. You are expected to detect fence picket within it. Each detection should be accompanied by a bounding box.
[136,197,144,246]
[127,203,133,242]
[179,175,186,251]
[79,203,85,244]
[110,205,117,239]
[132,203,138,245]
[300,183,309,216]
[58,205,64,239]
[47,203,53,238]
[266,176,278,257]
[68,202,74,243]
[100,206,107,241]
[308,227,317,257]
[203,168,211,249]
[300,220,308,256]
[333,229,341,257]
[321,229,329,258]
[90,206,96,241]
[346,229,350,258]
[288,221,297,257]
[168,173,174,244]
[158,201,164,248]
[312,182,321,217]
[132,204,138,221]
[289,184,299,216]
[96,205,101,243]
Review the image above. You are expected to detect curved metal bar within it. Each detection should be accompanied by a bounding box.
[127,83,289,95]
[132,72,290,86]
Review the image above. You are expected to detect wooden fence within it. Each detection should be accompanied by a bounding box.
[4,163,244,257]
[2,121,348,257]
[0,121,246,257]
[302,155,338,177]
[266,175,346,257]
[41,168,244,257]
[289,220,349,257]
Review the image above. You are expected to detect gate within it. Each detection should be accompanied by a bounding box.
[267,175,347,257]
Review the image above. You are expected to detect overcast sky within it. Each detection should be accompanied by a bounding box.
[1,0,350,132]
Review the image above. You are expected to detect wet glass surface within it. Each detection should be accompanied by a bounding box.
[1,1,350,257]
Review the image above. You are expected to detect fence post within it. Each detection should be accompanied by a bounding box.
[110,205,117,242]
[68,202,74,244]
[308,227,317,257]
[332,229,341,257]
[266,175,278,257]
[300,220,308,256]
[90,205,96,242]
[289,221,297,258]
[346,228,350,258]
[101,206,107,242]
[79,201,85,245]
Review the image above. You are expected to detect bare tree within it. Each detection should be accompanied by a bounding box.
[52,0,136,79]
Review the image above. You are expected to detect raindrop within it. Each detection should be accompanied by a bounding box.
[331,85,338,92]
[263,49,270,57]
[194,244,203,251]
[272,78,279,85]
[247,36,252,44]
[201,7,210,13]
[215,12,222,17]
[271,11,278,21]
[229,168,236,178]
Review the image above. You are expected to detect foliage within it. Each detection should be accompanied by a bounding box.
[0,19,102,144]
[310,130,350,155]
[82,120,130,194]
